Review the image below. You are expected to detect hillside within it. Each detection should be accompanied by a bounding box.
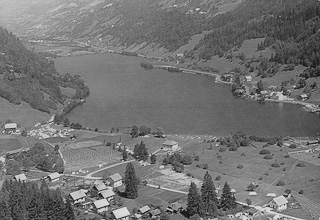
[0,26,89,114]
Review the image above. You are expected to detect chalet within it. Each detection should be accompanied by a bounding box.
[99,189,115,201]
[300,94,308,101]
[94,181,107,192]
[112,207,131,220]
[4,123,17,134]
[269,195,288,211]
[69,190,86,204]
[14,173,27,182]
[162,140,179,151]
[138,205,151,215]
[108,173,123,188]
[166,202,183,213]
[47,172,60,182]
[150,209,161,218]
[93,199,110,213]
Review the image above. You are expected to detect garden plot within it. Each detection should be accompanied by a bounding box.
[147,169,202,192]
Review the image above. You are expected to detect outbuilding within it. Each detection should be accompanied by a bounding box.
[162,140,179,151]
[108,173,123,188]
[150,209,161,218]
[269,195,288,211]
[93,199,110,213]
[112,207,130,220]
[4,123,17,134]
[138,205,151,214]
[69,190,86,204]
[94,181,108,192]
[47,172,60,182]
[14,173,27,182]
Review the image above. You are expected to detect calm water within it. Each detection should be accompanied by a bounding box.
[55,54,320,137]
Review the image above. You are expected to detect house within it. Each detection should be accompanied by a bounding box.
[276,92,284,101]
[4,123,17,134]
[112,207,131,220]
[266,193,277,197]
[166,202,183,213]
[300,94,308,100]
[132,213,142,220]
[93,199,110,213]
[94,181,108,192]
[138,205,151,214]
[162,140,179,151]
[69,190,86,204]
[99,189,115,201]
[245,207,258,216]
[269,195,288,211]
[245,76,252,82]
[47,172,60,182]
[14,173,27,182]
[249,192,257,196]
[108,173,123,188]
[150,209,161,218]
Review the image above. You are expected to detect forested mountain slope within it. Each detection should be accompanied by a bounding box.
[0,27,89,113]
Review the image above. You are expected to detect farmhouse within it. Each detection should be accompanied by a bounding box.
[14,173,27,182]
[162,140,179,151]
[269,195,288,211]
[69,190,86,204]
[94,181,108,192]
[46,172,60,182]
[99,189,115,201]
[112,207,131,220]
[108,173,123,188]
[93,199,110,213]
[4,123,17,134]
[166,202,183,213]
[138,205,151,214]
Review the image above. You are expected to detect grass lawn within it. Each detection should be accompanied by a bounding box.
[0,136,23,155]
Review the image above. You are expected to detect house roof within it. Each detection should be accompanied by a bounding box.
[112,207,130,219]
[69,190,86,201]
[99,189,115,198]
[93,199,110,209]
[249,192,257,196]
[133,213,142,219]
[139,205,151,213]
[170,202,182,211]
[301,94,308,98]
[109,173,122,182]
[95,182,107,191]
[48,172,60,180]
[14,173,27,181]
[266,193,277,197]
[5,123,17,129]
[230,189,236,193]
[245,76,252,80]
[0,156,5,163]
[150,209,161,216]
[273,195,288,206]
[163,140,178,146]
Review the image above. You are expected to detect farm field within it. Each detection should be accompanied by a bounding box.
[0,136,23,155]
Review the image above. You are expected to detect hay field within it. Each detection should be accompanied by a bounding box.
[0,136,23,155]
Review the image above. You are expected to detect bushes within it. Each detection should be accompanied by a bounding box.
[299,189,304,194]
[276,180,285,186]
[263,155,273,160]
[271,163,280,167]
[297,162,305,167]
[280,162,285,165]
[241,153,246,156]
[194,155,200,161]
[288,144,297,149]
[237,164,244,169]
[215,175,221,181]
[219,147,226,152]
[259,149,271,155]
[258,177,263,180]
[228,146,238,151]
[284,154,290,158]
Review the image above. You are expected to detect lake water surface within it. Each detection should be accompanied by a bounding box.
[55,54,320,137]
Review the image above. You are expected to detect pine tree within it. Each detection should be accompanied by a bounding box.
[220,182,236,210]
[201,171,218,216]
[140,141,149,161]
[65,199,75,220]
[124,162,138,199]
[150,154,156,164]
[187,182,202,217]
[123,149,128,161]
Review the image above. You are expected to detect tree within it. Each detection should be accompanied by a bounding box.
[131,125,139,138]
[54,145,60,151]
[21,130,27,137]
[139,125,151,136]
[63,118,70,127]
[155,127,165,136]
[257,80,264,92]
[22,158,32,171]
[160,212,170,220]
[150,154,156,164]
[245,198,252,207]
[65,199,75,220]
[187,182,202,217]
[220,182,236,210]
[247,183,256,191]
[201,172,218,216]
[124,162,138,199]
[122,150,128,161]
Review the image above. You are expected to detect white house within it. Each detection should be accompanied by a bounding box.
[245,76,252,82]
[108,173,123,188]
[162,140,179,151]
[94,181,108,192]
[69,190,86,204]
[269,195,288,211]
[112,207,131,220]
[14,173,27,182]
[138,205,151,214]
[4,123,17,133]
[47,172,60,182]
[93,199,110,213]
[99,189,115,201]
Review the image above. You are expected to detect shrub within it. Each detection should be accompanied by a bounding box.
[203,164,208,169]
[259,177,263,180]
[194,155,200,161]
[280,162,285,165]
[284,154,290,158]
[297,162,305,167]
[276,180,285,186]
[237,164,244,169]
[196,164,200,168]
[219,147,226,152]
[229,146,238,151]
[288,144,297,149]
[219,160,223,164]
[215,176,221,181]
[217,155,222,160]
[241,153,246,156]
[262,144,270,148]
[265,172,269,176]
[263,155,273,160]
[299,189,304,194]
[283,168,286,171]
[271,163,280,167]
[260,149,271,155]
[106,142,111,146]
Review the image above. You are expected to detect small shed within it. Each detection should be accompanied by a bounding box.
[112,207,130,220]
[150,209,161,218]
[132,213,142,220]
[94,182,107,192]
[47,172,60,182]
[249,192,257,196]
[69,190,86,204]
[14,173,27,182]
[138,205,151,214]
[266,193,277,197]
[108,173,123,188]
[93,199,110,213]
[162,140,179,151]
[99,189,115,201]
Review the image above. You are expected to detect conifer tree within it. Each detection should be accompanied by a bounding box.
[201,171,218,216]
[150,154,156,164]
[65,199,75,220]
[220,182,236,210]
[124,162,138,199]
[187,182,202,217]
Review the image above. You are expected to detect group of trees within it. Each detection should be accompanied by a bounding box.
[187,172,236,218]
[216,131,251,151]
[0,179,75,219]
[133,141,149,161]
[162,153,193,173]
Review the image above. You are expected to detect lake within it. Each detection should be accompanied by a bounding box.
[55,54,320,137]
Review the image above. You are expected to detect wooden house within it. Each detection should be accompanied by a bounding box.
[14,173,27,182]
[108,173,123,188]
[93,199,110,213]
[99,189,115,202]
[112,207,130,220]
[269,195,288,211]
[69,190,86,204]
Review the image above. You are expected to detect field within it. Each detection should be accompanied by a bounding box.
[0,136,23,155]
